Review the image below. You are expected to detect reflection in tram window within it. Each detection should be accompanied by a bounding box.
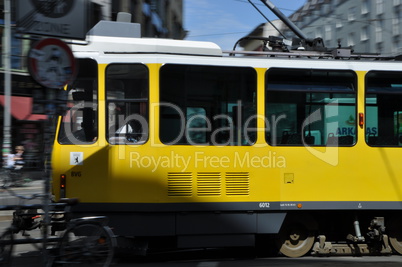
[366,71,402,146]
[106,64,149,145]
[160,64,257,146]
[265,68,357,146]
[58,59,98,145]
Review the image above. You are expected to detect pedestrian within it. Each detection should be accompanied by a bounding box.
[12,145,25,170]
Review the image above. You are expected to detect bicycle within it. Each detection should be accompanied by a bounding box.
[0,167,31,187]
[0,185,116,266]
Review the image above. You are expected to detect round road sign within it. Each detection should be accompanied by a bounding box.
[28,38,76,89]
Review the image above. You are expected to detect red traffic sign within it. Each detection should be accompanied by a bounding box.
[28,38,76,89]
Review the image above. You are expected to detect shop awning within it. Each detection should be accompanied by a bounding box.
[0,95,47,121]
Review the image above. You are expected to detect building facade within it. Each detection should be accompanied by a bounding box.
[111,0,185,39]
[242,0,402,56]
[289,0,402,56]
[0,0,184,169]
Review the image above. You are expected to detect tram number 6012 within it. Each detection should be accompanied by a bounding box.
[259,202,270,208]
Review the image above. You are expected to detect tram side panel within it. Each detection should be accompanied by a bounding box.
[51,58,402,251]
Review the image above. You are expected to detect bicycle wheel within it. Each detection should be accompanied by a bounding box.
[57,222,114,266]
[0,228,13,265]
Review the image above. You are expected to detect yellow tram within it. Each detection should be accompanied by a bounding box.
[51,20,402,257]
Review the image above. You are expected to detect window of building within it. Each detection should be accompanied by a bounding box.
[336,16,343,28]
[347,32,355,47]
[325,25,332,41]
[392,41,398,54]
[375,20,383,43]
[393,17,399,36]
[265,68,357,146]
[106,64,149,144]
[0,28,28,70]
[348,6,356,21]
[361,26,368,41]
[366,71,402,146]
[362,0,369,14]
[315,27,322,39]
[159,64,257,146]
[58,59,98,145]
[377,0,383,14]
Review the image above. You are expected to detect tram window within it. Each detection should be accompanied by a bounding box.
[265,68,357,146]
[366,71,402,147]
[58,59,98,145]
[159,64,257,146]
[106,64,149,144]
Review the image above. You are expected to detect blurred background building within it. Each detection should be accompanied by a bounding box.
[0,0,184,169]
[242,0,402,56]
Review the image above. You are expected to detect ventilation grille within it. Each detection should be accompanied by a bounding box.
[167,172,250,197]
[197,172,221,196]
[167,172,192,197]
[225,172,250,196]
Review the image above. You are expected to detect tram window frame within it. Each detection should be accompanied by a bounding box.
[159,64,257,146]
[365,70,402,147]
[58,58,98,145]
[265,68,357,147]
[106,63,149,145]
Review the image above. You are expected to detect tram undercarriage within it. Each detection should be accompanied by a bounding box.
[274,211,402,257]
[93,209,402,258]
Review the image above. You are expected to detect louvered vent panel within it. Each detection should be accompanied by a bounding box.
[197,172,221,196]
[225,172,250,196]
[167,172,192,197]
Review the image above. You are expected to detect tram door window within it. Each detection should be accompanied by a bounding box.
[265,68,357,146]
[366,71,402,146]
[58,59,98,144]
[159,64,257,146]
[106,64,149,144]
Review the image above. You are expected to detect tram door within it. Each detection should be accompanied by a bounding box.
[104,63,151,202]
[54,59,110,202]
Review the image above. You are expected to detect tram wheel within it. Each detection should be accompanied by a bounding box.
[277,223,314,258]
[388,217,402,254]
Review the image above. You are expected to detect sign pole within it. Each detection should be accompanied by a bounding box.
[42,100,55,265]
[27,37,76,265]
[2,0,12,167]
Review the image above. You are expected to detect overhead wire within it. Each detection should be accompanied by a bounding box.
[246,0,287,38]
[186,0,301,39]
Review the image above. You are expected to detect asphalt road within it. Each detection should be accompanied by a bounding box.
[119,255,402,267]
[7,246,402,267]
[2,181,402,266]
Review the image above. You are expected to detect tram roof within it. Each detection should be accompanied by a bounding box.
[72,20,223,57]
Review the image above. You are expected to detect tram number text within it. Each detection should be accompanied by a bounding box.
[259,202,270,208]
[71,171,82,177]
